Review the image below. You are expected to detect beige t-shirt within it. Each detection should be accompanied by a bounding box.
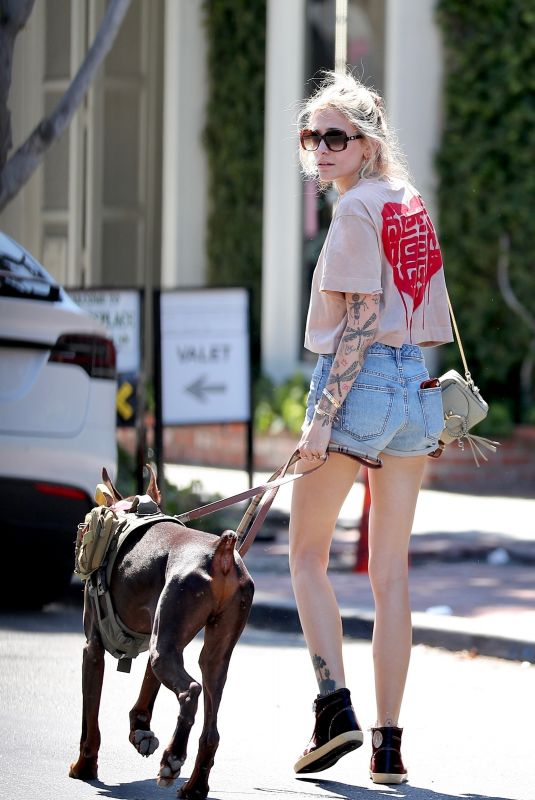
[304,177,453,353]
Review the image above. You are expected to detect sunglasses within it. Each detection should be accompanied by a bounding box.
[300,128,363,152]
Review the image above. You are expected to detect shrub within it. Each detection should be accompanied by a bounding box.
[436,0,535,421]
[254,372,309,435]
[202,0,267,366]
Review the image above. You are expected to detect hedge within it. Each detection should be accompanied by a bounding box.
[436,0,535,423]
[202,0,267,368]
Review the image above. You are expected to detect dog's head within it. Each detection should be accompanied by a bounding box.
[95,464,162,510]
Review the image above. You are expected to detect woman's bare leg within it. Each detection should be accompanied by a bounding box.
[367,453,427,726]
[289,453,360,692]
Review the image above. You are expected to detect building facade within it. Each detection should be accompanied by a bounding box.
[1,0,443,381]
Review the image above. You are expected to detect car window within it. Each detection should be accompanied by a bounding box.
[0,250,60,302]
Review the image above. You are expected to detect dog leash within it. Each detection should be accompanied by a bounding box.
[175,447,381,556]
[234,448,382,555]
[235,449,308,556]
[174,448,325,555]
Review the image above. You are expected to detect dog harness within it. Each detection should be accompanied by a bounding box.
[85,498,185,673]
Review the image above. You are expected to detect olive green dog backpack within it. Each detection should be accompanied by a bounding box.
[74,505,120,580]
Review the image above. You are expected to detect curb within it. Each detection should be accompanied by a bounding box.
[66,575,535,665]
[249,595,535,664]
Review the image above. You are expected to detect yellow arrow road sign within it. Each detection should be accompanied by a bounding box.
[117,380,134,421]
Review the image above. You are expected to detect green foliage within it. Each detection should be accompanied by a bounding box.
[435,0,535,421]
[202,0,267,366]
[254,372,309,435]
[477,400,515,438]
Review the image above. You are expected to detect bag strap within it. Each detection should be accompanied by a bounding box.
[447,291,474,386]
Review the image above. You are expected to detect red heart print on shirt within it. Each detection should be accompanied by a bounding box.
[381,195,443,329]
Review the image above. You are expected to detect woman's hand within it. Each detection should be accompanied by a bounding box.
[298,412,332,461]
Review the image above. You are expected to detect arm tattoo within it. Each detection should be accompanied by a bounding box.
[311,654,336,695]
[342,313,377,353]
[324,292,380,401]
[329,361,361,396]
[348,293,368,318]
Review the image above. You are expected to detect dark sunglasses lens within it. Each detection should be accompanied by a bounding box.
[324,131,347,151]
[301,131,321,151]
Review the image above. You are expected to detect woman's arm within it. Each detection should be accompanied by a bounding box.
[298,291,381,461]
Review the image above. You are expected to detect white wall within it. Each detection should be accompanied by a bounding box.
[261,0,306,382]
[385,0,443,219]
[386,0,444,372]
[161,0,208,289]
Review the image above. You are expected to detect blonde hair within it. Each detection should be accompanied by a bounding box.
[297,71,410,183]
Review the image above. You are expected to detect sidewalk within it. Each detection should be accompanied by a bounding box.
[165,462,535,664]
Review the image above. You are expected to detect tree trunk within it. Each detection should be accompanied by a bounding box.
[0,0,132,212]
[0,0,36,172]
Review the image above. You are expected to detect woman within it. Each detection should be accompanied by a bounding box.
[290,72,452,784]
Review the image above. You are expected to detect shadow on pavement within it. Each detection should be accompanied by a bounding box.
[93,778,187,799]
[298,777,516,800]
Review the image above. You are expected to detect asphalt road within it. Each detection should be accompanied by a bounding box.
[0,603,532,800]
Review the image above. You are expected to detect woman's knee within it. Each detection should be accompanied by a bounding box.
[289,547,328,582]
[368,557,409,600]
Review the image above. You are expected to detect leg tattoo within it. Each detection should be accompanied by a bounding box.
[312,654,337,695]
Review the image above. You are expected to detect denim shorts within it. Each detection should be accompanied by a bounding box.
[303,343,444,463]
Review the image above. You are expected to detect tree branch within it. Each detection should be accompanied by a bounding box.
[0,0,36,171]
[0,0,132,212]
[497,232,535,336]
[497,232,535,415]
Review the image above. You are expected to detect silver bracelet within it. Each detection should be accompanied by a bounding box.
[322,387,341,409]
[314,404,336,421]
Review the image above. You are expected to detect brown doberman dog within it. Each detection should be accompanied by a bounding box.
[69,465,254,800]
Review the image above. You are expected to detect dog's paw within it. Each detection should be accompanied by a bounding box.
[68,757,98,781]
[132,728,159,757]
[178,777,209,799]
[157,755,184,787]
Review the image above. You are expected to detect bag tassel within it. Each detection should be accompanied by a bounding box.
[457,433,501,467]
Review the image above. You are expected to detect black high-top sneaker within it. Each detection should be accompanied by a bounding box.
[369,726,408,784]
[294,688,363,774]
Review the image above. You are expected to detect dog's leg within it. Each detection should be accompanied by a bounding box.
[150,576,207,788]
[128,657,161,757]
[154,660,202,787]
[69,595,105,781]
[179,578,254,800]
[157,678,203,788]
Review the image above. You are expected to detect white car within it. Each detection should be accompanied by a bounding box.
[0,231,117,607]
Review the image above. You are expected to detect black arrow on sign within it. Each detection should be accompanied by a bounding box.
[185,375,227,402]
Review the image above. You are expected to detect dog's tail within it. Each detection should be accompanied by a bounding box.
[214,530,238,576]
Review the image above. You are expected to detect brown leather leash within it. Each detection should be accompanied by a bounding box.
[234,449,381,555]
[174,449,324,556]
[175,447,381,557]
[235,448,312,556]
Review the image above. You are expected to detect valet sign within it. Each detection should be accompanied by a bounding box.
[160,288,250,425]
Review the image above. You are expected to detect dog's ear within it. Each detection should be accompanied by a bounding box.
[101,467,123,501]
[145,463,161,505]
[95,483,115,507]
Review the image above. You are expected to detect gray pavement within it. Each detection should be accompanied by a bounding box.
[165,462,535,664]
